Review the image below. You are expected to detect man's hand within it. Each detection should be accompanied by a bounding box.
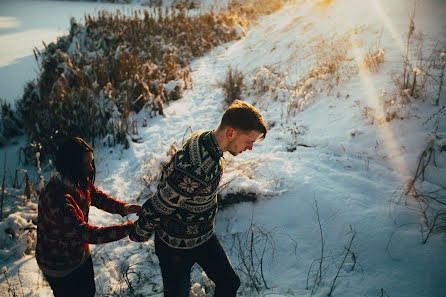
[123,204,142,216]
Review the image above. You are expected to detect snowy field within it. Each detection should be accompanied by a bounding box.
[1,0,446,297]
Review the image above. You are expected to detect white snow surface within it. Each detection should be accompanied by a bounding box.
[1,0,446,297]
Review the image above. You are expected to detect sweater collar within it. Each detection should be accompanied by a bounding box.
[54,172,87,192]
[202,130,223,160]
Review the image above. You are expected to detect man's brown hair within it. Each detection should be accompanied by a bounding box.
[220,100,267,140]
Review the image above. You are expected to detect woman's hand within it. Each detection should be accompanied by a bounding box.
[123,204,142,216]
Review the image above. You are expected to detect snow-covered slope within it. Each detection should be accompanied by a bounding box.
[1,0,445,296]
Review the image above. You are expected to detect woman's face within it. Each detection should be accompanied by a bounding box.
[81,152,94,180]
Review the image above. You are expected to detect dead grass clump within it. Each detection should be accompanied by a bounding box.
[362,48,384,73]
[404,137,446,243]
[308,30,360,85]
[218,66,245,106]
[392,6,445,107]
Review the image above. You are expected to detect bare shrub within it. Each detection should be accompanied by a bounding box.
[95,245,162,297]
[306,199,359,297]
[362,48,384,73]
[218,66,245,106]
[404,137,446,243]
[222,220,297,294]
[361,30,385,73]
[391,4,445,107]
[387,6,446,244]
[308,29,361,85]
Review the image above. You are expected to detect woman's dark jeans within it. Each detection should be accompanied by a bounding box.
[43,255,95,297]
[155,233,240,297]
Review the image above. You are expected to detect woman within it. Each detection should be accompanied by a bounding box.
[36,137,141,297]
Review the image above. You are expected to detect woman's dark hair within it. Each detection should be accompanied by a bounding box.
[55,137,95,187]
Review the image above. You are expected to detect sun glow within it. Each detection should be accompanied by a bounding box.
[351,37,411,181]
[306,0,413,181]
[371,0,406,55]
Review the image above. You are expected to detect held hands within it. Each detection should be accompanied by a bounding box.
[123,204,142,216]
[122,204,149,242]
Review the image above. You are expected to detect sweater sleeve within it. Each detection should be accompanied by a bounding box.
[63,194,133,244]
[89,182,127,216]
[132,169,179,241]
[132,194,160,241]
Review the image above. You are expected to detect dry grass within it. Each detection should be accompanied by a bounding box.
[16,6,247,162]
[362,48,384,73]
[218,66,245,106]
[404,139,446,243]
[16,0,294,163]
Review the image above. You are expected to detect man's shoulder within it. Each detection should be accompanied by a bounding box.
[175,130,210,164]
[171,130,222,185]
[178,130,208,152]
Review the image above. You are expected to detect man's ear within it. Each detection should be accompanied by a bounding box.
[225,127,235,139]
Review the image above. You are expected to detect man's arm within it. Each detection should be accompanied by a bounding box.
[129,195,160,242]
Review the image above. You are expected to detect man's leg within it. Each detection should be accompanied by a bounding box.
[196,234,240,297]
[155,234,194,297]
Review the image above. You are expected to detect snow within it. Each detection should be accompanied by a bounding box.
[1,0,446,297]
[0,0,143,104]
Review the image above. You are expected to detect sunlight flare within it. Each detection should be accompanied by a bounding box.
[351,37,411,181]
[371,0,406,56]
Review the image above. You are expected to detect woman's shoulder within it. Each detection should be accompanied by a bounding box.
[42,174,78,199]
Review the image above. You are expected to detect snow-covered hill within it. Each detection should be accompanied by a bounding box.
[1,0,445,296]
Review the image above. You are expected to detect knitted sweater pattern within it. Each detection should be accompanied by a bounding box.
[36,175,133,272]
[135,130,223,249]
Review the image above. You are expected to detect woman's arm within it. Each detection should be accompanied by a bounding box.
[89,182,141,216]
[63,193,134,244]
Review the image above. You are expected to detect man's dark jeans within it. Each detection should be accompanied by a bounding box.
[155,233,240,297]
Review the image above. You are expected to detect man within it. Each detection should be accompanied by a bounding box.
[36,137,141,297]
[130,100,267,297]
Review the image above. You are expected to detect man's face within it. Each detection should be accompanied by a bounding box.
[81,152,94,180]
[227,129,262,156]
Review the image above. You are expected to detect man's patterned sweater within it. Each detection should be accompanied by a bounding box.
[134,130,224,249]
